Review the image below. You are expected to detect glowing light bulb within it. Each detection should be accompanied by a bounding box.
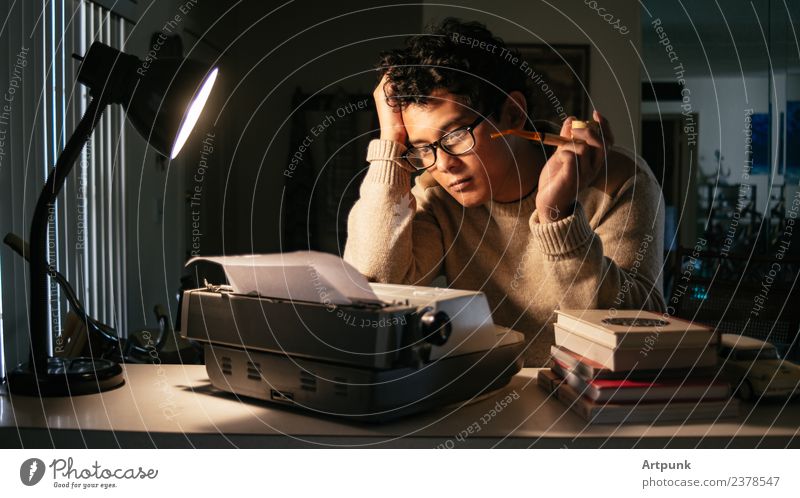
[170,67,218,159]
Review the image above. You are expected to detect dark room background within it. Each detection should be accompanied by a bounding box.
[1,0,799,373]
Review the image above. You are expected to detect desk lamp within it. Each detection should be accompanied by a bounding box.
[6,41,219,396]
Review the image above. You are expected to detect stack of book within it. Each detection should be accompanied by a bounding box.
[538,309,739,424]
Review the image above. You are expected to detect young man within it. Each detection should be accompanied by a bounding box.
[343,18,666,366]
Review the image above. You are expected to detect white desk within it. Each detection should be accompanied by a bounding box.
[2,364,798,448]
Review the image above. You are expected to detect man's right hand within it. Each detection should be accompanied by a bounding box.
[374,74,407,144]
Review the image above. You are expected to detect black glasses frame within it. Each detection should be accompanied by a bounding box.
[402,113,490,170]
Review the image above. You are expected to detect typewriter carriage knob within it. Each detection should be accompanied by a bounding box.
[419,310,452,346]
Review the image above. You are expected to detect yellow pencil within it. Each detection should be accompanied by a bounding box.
[490,129,584,146]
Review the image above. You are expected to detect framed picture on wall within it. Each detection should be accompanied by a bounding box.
[509,44,591,128]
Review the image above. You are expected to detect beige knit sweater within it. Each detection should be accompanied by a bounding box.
[343,139,667,366]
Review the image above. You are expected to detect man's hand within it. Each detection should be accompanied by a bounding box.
[374,74,407,143]
[535,110,614,222]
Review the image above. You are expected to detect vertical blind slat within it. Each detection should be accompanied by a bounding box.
[15,0,130,359]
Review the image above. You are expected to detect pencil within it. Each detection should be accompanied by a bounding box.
[490,129,583,147]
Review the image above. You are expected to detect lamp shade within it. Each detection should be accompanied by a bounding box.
[77,41,218,157]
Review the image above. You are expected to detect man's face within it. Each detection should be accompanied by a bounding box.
[402,91,520,207]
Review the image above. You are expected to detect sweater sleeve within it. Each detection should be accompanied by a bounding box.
[528,167,667,313]
[343,139,444,285]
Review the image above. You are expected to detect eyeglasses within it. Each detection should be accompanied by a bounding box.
[402,113,489,170]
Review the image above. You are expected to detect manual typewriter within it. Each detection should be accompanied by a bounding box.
[180,252,525,422]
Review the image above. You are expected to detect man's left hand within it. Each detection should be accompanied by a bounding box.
[535,110,615,222]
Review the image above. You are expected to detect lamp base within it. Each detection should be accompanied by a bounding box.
[6,357,125,396]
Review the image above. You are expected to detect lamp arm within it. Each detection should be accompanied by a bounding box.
[28,97,107,373]
[4,232,117,340]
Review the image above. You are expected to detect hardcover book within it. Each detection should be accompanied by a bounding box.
[555,309,717,350]
[537,369,738,424]
[553,324,718,372]
[551,359,730,403]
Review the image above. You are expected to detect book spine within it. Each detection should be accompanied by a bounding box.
[557,314,619,348]
[554,324,616,369]
[550,346,599,380]
[537,369,560,394]
[552,361,599,400]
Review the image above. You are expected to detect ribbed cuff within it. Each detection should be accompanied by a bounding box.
[530,202,595,257]
[364,139,414,186]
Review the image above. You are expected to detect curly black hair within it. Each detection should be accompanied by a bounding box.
[377,18,529,118]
